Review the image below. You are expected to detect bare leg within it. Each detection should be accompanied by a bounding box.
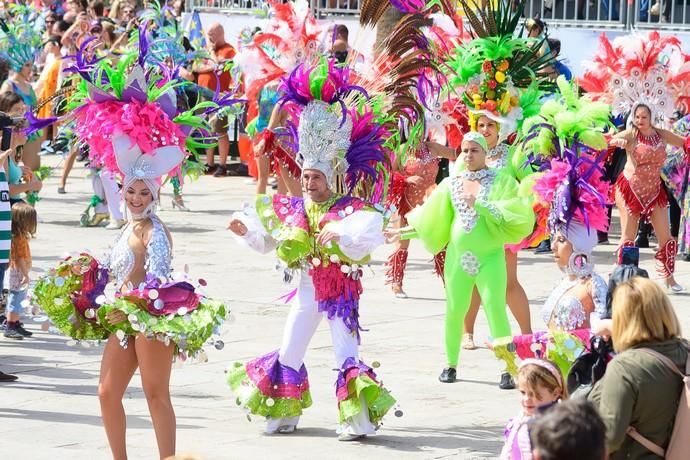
[255,156,270,195]
[205,148,215,168]
[505,250,531,334]
[22,135,42,170]
[464,289,481,335]
[217,134,229,167]
[98,335,138,460]
[615,191,640,245]
[135,335,176,460]
[60,148,78,188]
[278,164,302,197]
[276,173,287,195]
[650,205,679,286]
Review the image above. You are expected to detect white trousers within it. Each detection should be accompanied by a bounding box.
[91,169,123,220]
[268,272,375,435]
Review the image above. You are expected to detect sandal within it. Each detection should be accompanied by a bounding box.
[462,333,476,350]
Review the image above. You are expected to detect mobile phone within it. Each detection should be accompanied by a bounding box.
[621,246,640,266]
[1,127,11,151]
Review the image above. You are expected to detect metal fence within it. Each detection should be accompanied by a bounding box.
[186,0,690,30]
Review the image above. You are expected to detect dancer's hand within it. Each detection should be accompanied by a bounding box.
[228,219,247,236]
[105,310,127,325]
[591,316,612,341]
[406,175,424,186]
[316,230,340,246]
[384,227,401,244]
[610,137,627,149]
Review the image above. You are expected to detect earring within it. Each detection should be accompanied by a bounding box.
[567,252,593,278]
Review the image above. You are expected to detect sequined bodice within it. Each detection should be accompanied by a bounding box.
[486,144,509,171]
[109,215,172,287]
[625,132,666,207]
[450,168,496,233]
[541,273,607,330]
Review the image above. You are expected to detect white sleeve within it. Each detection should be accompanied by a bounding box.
[326,210,385,261]
[231,206,277,254]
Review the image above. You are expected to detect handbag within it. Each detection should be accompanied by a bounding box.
[567,335,614,398]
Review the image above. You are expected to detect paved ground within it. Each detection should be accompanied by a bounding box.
[3,156,690,460]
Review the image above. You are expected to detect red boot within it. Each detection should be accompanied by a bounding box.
[385,248,408,298]
[434,250,446,286]
[656,240,684,293]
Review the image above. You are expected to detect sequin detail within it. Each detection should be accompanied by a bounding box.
[109,215,172,287]
[298,101,353,180]
[460,251,480,276]
[486,144,509,171]
[541,273,608,330]
[450,168,496,233]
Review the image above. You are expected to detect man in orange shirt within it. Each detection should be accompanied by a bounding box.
[194,23,236,177]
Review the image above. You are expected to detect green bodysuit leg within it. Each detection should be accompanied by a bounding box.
[444,269,476,367]
[475,250,512,341]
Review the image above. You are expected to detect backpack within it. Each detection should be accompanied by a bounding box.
[626,347,690,460]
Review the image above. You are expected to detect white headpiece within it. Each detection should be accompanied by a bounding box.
[298,101,352,186]
[113,133,186,198]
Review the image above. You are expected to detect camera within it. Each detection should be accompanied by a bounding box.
[0,111,27,151]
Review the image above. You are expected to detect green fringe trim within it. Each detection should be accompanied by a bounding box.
[33,275,109,341]
[338,374,396,425]
[96,297,227,357]
[227,362,312,419]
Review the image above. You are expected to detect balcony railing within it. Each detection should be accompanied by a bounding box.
[186,0,690,30]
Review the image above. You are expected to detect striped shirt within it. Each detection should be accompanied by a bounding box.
[0,169,11,263]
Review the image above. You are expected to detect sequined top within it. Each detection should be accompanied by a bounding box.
[541,273,608,330]
[449,168,499,233]
[486,144,510,171]
[109,215,172,288]
[625,131,666,208]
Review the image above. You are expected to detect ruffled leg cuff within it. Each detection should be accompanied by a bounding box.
[336,358,396,427]
[227,350,312,420]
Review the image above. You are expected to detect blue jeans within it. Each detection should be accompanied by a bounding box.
[7,289,26,315]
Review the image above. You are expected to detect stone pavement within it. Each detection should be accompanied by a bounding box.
[2,156,690,460]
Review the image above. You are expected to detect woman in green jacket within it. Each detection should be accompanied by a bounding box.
[589,277,688,459]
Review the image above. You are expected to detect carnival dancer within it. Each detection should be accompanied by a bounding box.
[234,0,322,196]
[388,132,535,384]
[227,60,396,441]
[493,76,613,379]
[580,32,690,292]
[610,103,687,291]
[384,99,468,298]
[31,30,234,459]
[0,5,45,170]
[437,0,556,386]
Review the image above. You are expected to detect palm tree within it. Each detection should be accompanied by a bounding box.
[375,7,404,50]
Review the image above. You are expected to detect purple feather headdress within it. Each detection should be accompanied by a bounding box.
[279,59,392,202]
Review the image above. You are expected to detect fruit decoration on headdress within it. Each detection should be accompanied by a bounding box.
[444,0,555,139]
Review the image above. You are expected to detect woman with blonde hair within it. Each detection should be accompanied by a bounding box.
[589,277,688,459]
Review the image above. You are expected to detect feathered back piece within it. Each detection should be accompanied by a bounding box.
[445,0,555,139]
[279,59,393,203]
[579,32,682,126]
[520,76,612,170]
[234,0,324,122]
[528,78,611,234]
[0,4,42,72]
[359,0,459,147]
[40,23,245,180]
